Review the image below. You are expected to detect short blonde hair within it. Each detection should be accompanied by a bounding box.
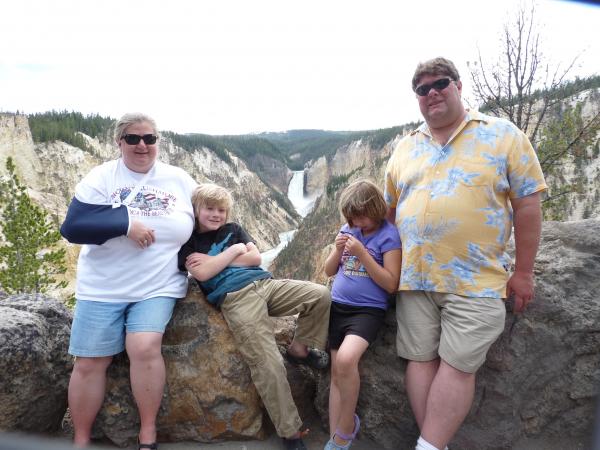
[339,179,387,228]
[191,183,234,225]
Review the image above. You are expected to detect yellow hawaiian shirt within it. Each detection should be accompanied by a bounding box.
[384,109,547,299]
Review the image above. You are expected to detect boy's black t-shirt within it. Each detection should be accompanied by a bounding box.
[177,222,271,306]
[178,223,252,267]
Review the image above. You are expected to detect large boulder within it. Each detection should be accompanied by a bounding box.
[0,295,73,433]
[94,283,319,447]
[315,219,600,450]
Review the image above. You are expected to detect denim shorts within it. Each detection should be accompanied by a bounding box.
[68,296,177,357]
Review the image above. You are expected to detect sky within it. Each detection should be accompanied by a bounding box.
[0,0,598,135]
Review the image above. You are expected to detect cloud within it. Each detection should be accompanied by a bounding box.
[0,0,598,133]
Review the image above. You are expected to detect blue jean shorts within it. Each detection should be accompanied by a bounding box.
[68,296,176,357]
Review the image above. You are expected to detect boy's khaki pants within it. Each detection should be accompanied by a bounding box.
[220,278,330,438]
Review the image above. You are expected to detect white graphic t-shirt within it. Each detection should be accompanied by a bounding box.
[74,159,197,302]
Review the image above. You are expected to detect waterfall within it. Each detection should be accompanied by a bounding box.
[287,170,317,218]
[260,170,316,270]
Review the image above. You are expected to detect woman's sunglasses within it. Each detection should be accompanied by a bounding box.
[415,78,453,96]
[121,134,158,145]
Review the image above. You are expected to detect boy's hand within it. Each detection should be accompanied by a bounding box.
[344,236,366,258]
[335,232,350,251]
[229,243,248,255]
[186,252,211,269]
[127,220,155,249]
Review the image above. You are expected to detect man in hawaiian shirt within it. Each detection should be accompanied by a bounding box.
[384,57,547,450]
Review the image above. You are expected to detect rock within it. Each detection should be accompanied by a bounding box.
[0,295,73,433]
[94,283,319,447]
[315,219,600,450]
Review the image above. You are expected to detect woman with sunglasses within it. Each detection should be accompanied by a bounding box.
[61,112,197,449]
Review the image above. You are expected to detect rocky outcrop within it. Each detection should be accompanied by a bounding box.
[0,295,73,433]
[0,115,43,189]
[314,219,600,450]
[542,88,600,221]
[93,283,318,447]
[304,135,402,197]
[240,153,294,195]
[305,156,328,197]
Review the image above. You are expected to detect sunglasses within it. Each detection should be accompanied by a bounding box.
[121,134,158,145]
[415,78,453,96]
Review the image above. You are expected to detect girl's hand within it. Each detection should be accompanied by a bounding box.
[335,232,350,251]
[344,235,366,258]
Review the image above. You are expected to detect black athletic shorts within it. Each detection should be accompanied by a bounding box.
[328,301,386,350]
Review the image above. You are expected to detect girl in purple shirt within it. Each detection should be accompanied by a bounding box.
[323,179,402,450]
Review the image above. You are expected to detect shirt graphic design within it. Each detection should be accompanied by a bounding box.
[111,186,177,217]
[341,252,372,278]
[209,232,233,256]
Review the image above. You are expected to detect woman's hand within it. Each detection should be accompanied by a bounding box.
[127,220,155,249]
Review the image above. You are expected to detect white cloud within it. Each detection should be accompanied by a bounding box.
[0,0,598,134]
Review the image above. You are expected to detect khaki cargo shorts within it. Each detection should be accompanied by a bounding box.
[396,291,506,373]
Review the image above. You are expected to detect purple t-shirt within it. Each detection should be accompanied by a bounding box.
[331,220,401,310]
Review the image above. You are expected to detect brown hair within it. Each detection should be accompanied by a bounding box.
[191,183,234,226]
[411,57,460,91]
[339,179,387,228]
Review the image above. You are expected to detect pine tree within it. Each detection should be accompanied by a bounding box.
[0,157,67,294]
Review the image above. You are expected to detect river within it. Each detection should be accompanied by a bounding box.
[260,170,318,270]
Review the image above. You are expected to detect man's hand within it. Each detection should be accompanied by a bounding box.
[127,220,155,249]
[506,270,535,313]
[509,192,542,314]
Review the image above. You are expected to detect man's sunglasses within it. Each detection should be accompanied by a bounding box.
[415,78,453,96]
[121,134,158,145]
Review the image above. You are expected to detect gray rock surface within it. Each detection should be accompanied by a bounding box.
[315,219,600,449]
[0,295,73,433]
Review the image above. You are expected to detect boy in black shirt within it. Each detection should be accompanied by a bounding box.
[178,183,330,450]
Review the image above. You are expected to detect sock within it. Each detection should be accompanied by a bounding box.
[416,436,441,450]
